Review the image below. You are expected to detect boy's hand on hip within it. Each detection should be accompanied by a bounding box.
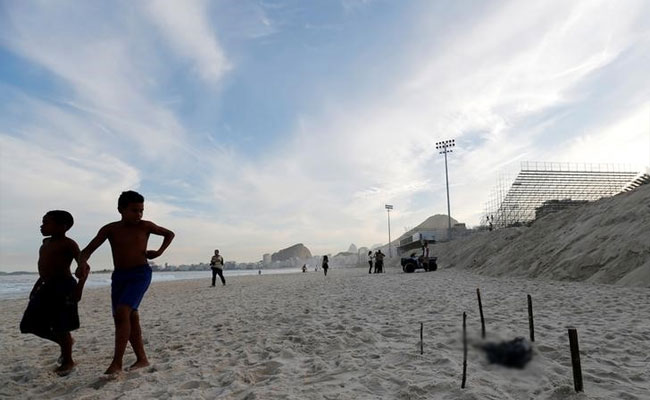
[146,250,161,259]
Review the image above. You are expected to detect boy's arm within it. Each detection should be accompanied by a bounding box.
[145,222,175,259]
[70,240,89,301]
[78,225,110,270]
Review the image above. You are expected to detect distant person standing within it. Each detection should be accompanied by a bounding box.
[374,250,385,273]
[210,249,225,286]
[322,255,329,276]
[367,251,373,274]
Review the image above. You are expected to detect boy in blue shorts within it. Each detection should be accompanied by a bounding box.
[79,191,174,375]
[20,210,89,376]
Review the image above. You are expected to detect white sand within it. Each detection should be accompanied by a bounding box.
[1,267,649,399]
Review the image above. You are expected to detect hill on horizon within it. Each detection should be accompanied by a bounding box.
[399,214,459,241]
[271,243,312,262]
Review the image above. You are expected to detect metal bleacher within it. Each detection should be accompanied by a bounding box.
[484,161,643,229]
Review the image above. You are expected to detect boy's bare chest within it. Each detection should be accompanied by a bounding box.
[108,227,149,245]
[38,242,72,269]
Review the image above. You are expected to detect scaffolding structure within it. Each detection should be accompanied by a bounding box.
[484,161,642,229]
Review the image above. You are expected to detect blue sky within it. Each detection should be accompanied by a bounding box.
[1,0,649,271]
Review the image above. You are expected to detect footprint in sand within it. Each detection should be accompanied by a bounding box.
[179,380,211,390]
[90,375,117,390]
[254,360,282,377]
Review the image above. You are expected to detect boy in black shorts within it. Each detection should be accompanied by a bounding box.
[20,210,89,376]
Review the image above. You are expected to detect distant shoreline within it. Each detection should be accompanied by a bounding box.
[0,265,302,276]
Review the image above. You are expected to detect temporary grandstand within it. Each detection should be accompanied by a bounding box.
[484,161,647,229]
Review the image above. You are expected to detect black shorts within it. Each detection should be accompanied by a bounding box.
[20,276,79,339]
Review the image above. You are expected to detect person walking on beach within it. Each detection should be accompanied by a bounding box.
[374,250,385,273]
[79,191,175,375]
[20,210,89,376]
[210,249,226,286]
[367,251,374,274]
[322,255,329,276]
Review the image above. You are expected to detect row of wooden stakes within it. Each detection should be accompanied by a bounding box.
[417,288,584,392]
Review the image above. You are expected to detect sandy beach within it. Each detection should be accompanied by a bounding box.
[1,267,648,399]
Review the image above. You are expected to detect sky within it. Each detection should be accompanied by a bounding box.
[1,0,649,271]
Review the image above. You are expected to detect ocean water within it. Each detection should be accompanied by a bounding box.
[0,268,301,300]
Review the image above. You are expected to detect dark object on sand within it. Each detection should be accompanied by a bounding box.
[482,337,533,368]
[400,253,437,273]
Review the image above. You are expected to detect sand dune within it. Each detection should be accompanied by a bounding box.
[429,184,650,287]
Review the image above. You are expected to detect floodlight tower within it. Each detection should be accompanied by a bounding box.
[435,139,455,240]
[385,204,393,257]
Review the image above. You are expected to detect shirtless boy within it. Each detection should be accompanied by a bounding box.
[20,210,89,376]
[79,191,174,375]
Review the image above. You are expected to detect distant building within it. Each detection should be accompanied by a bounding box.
[262,253,272,265]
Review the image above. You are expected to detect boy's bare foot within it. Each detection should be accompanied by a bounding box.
[127,359,150,371]
[55,361,76,377]
[104,362,123,375]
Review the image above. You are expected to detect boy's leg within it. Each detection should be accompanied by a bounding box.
[211,268,217,286]
[105,305,132,374]
[128,310,149,370]
[54,332,75,376]
[217,269,226,285]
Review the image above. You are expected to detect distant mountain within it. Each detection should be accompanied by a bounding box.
[399,214,459,240]
[0,271,36,275]
[271,243,312,262]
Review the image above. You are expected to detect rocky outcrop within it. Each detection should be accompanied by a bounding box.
[271,243,312,262]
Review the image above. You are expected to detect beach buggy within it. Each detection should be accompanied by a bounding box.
[400,253,438,273]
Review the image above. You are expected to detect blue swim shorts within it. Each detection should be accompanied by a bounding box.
[111,264,152,314]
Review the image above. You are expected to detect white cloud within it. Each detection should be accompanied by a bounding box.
[0,1,215,166]
[0,134,141,268]
[228,0,650,249]
[144,0,230,83]
[556,104,650,167]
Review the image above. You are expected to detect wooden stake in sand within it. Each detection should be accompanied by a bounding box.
[568,328,584,392]
[420,322,424,355]
[527,294,535,342]
[477,288,486,339]
[461,312,467,389]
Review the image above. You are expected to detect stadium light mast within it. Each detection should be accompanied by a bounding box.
[435,139,455,240]
[385,204,393,257]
